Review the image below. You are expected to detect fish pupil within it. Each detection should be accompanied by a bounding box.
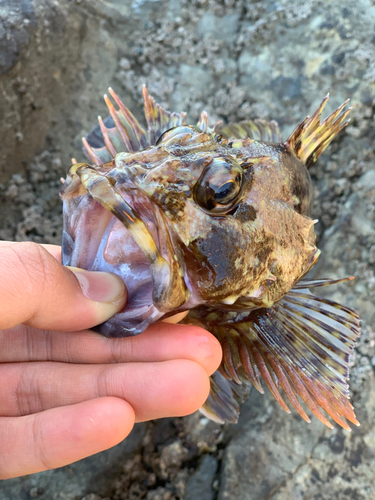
[214,181,237,204]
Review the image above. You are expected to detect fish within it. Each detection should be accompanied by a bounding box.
[60,87,361,431]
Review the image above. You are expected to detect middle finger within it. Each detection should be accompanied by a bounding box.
[0,358,210,422]
[0,323,221,376]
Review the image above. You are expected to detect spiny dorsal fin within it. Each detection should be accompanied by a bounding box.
[83,115,115,165]
[82,88,149,164]
[142,85,187,145]
[200,279,360,430]
[286,95,351,168]
[82,87,188,163]
[215,119,282,143]
[197,111,210,132]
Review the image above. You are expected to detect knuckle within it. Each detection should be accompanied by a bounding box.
[32,413,54,470]
[14,366,42,416]
[15,243,55,289]
[6,243,60,324]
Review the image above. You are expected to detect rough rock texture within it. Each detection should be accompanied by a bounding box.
[1,0,375,499]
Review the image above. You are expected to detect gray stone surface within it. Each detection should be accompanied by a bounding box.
[184,455,217,500]
[0,0,375,498]
[220,374,375,500]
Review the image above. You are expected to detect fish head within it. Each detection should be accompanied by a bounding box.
[61,124,318,335]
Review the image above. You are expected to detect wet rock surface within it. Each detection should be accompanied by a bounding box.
[1,0,375,498]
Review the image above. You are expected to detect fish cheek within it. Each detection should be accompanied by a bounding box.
[233,203,257,223]
[182,224,248,300]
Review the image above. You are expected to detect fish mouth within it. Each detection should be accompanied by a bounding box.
[62,177,187,337]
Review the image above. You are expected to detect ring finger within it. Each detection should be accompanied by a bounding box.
[0,358,211,422]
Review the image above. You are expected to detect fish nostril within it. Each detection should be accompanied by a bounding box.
[265,275,277,287]
[269,260,281,276]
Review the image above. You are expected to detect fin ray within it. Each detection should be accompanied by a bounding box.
[201,371,251,424]
[83,87,188,162]
[197,111,210,132]
[294,277,355,289]
[203,285,360,429]
[142,85,187,145]
[286,95,351,168]
[216,119,282,143]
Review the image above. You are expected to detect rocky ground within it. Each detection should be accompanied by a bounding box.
[1,0,375,498]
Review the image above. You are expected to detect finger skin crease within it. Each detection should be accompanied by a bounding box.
[32,413,52,471]
[96,365,111,399]
[14,367,40,416]
[109,337,135,364]
[18,244,57,325]
[4,244,48,325]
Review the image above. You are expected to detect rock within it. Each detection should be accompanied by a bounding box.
[219,389,326,500]
[146,487,173,500]
[180,412,223,453]
[29,487,41,498]
[159,440,189,479]
[184,455,218,500]
[196,11,240,44]
[267,373,375,500]
[81,494,101,500]
[219,370,375,500]
[314,168,375,328]
[0,1,34,75]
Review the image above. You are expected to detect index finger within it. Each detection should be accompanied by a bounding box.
[0,241,61,261]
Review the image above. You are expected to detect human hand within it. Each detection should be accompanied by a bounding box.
[0,241,222,479]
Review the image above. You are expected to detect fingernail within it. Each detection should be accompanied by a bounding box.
[68,267,126,304]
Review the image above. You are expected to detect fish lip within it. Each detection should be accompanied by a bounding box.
[87,186,185,337]
[118,185,163,254]
[61,164,188,328]
[110,182,188,313]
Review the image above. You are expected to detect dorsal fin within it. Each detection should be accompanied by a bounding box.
[197,111,210,133]
[142,86,187,145]
[82,87,188,164]
[286,95,351,168]
[215,119,282,143]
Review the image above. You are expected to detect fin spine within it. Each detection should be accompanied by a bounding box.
[286,96,350,168]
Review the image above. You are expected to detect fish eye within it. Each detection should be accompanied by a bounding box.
[194,157,243,214]
[214,179,240,204]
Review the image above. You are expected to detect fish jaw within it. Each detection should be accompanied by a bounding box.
[60,163,188,336]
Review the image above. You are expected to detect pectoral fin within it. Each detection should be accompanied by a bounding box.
[200,371,252,424]
[202,279,360,430]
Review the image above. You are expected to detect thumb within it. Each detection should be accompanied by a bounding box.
[0,242,126,331]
